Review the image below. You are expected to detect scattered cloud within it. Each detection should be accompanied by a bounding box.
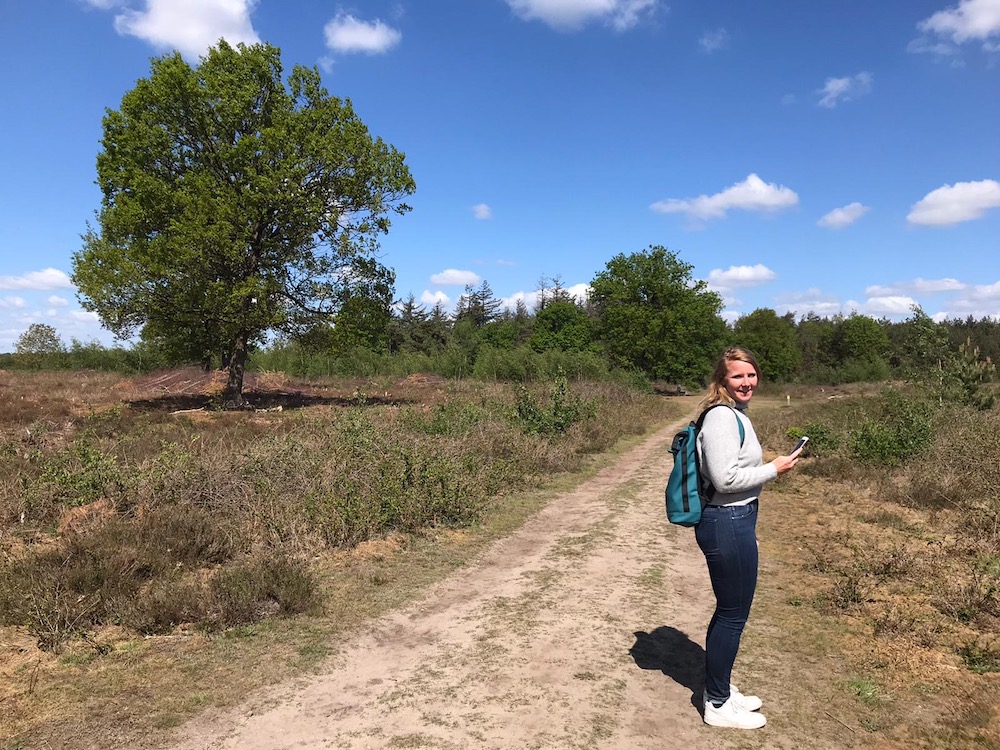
[781,93,797,106]
[699,27,729,52]
[47,296,70,307]
[430,269,481,286]
[324,12,401,55]
[865,278,967,296]
[504,0,659,32]
[651,174,799,222]
[0,297,27,309]
[472,203,493,220]
[817,71,873,108]
[773,288,846,318]
[906,37,964,61]
[707,264,776,289]
[907,179,1000,226]
[501,290,540,310]
[918,0,1000,47]
[865,295,919,315]
[420,290,451,306]
[0,268,73,291]
[965,280,1000,302]
[817,202,871,229]
[101,0,260,60]
[496,259,518,267]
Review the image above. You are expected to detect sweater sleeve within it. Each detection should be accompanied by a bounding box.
[698,406,777,496]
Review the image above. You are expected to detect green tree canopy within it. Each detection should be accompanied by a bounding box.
[888,305,951,375]
[528,300,596,353]
[15,323,65,355]
[834,313,891,366]
[733,308,802,381]
[72,41,415,406]
[589,246,726,383]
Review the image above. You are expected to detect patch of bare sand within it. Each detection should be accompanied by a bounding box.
[165,413,857,750]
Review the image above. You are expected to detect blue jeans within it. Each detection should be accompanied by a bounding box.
[695,500,759,705]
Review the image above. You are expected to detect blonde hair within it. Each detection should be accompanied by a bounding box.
[700,347,762,409]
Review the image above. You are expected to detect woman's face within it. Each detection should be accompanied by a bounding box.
[723,359,758,406]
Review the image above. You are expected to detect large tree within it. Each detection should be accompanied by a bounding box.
[589,246,726,383]
[72,42,415,406]
[733,308,802,381]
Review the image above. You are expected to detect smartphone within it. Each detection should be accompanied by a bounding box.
[792,436,809,453]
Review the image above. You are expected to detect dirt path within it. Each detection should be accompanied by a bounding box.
[166,412,762,750]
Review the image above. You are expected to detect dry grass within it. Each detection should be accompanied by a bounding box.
[751,390,1000,749]
[0,368,678,749]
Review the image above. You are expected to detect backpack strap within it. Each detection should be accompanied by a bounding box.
[696,404,745,501]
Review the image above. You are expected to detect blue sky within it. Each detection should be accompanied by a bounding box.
[1,0,999,352]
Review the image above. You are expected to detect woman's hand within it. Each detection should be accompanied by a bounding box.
[771,450,802,475]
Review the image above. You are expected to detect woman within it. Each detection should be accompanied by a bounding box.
[696,347,801,729]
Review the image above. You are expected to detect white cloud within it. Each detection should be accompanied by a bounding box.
[707,264,776,289]
[918,0,1000,45]
[110,0,260,60]
[420,290,451,306]
[496,259,518,267]
[966,280,1000,301]
[817,202,871,229]
[865,278,967,296]
[324,13,401,55]
[501,290,540,311]
[772,288,846,318]
[0,268,73,291]
[565,282,590,301]
[472,203,493,220]
[504,0,659,32]
[865,295,919,315]
[699,28,729,52]
[69,310,102,323]
[907,37,963,59]
[817,71,873,108]
[84,0,124,9]
[0,297,27,309]
[907,179,1000,226]
[47,296,70,307]
[430,269,481,286]
[651,174,799,221]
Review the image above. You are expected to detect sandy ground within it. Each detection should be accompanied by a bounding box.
[165,410,785,750]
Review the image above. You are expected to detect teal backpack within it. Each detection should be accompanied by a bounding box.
[665,404,745,527]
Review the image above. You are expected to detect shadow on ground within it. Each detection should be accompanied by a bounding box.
[629,625,705,697]
[127,391,412,413]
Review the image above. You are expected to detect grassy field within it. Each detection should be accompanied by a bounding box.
[750,384,1000,748]
[0,368,679,748]
[1,372,997,748]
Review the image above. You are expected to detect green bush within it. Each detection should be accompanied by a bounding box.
[851,391,934,466]
[514,375,596,435]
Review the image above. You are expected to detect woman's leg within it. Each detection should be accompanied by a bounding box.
[695,501,759,706]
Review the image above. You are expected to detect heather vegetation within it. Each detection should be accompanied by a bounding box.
[0,370,670,654]
[751,352,1000,710]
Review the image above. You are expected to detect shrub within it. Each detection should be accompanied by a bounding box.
[514,375,596,435]
[851,390,934,466]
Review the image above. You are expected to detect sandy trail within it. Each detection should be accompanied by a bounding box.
[169,412,735,750]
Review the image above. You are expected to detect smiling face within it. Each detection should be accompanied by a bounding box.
[723,358,759,406]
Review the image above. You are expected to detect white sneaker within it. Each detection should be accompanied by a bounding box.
[730,684,763,712]
[703,696,767,729]
[702,685,763,712]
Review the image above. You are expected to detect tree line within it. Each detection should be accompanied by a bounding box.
[11,242,1000,400]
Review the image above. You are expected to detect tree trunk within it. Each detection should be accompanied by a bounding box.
[223,333,249,409]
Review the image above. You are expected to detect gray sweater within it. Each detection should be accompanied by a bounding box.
[696,405,777,506]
